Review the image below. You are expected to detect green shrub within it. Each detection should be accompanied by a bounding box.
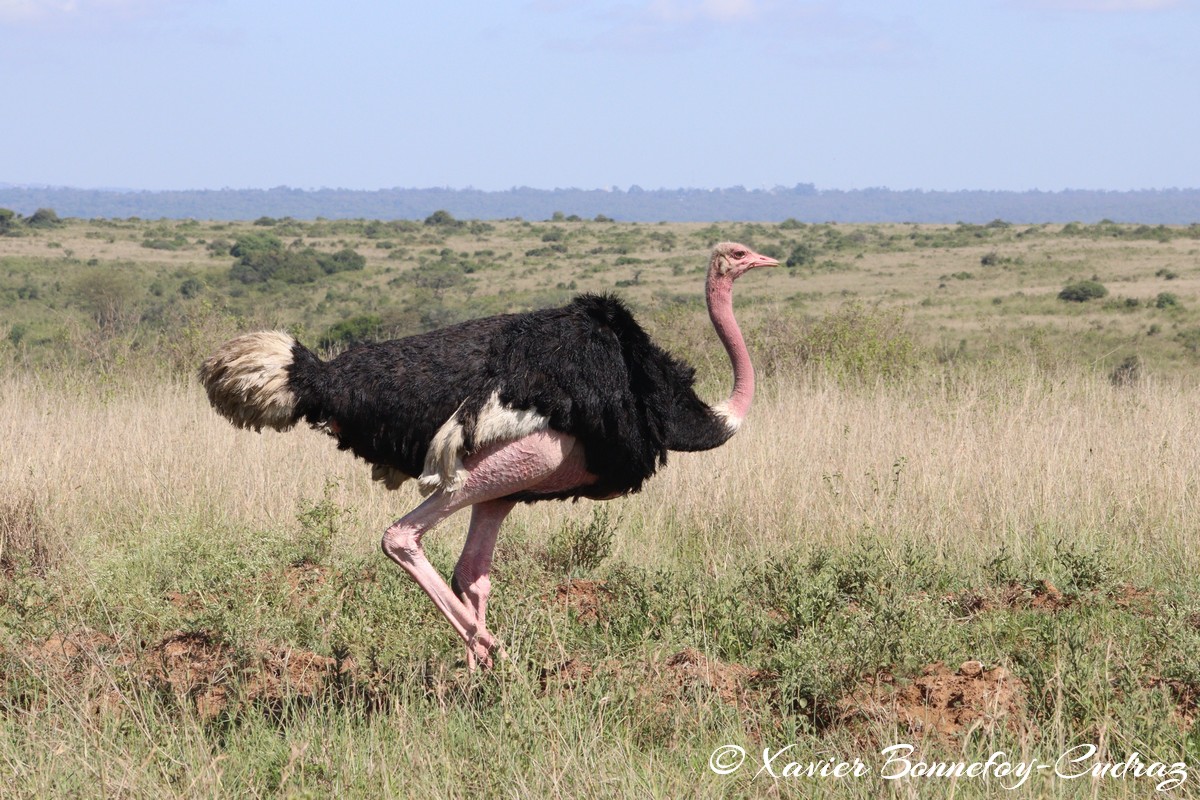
[1155,292,1180,309]
[319,314,383,350]
[142,235,187,251]
[179,278,204,298]
[545,506,617,576]
[230,231,282,260]
[230,234,364,285]
[423,209,463,229]
[786,243,816,268]
[25,208,62,229]
[797,304,918,379]
[1058,280,1108,302]
[322,247,366,274]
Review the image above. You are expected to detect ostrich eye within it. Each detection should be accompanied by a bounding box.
[733,249,747,259]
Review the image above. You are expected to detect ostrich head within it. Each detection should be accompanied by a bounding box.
[709,241,779,280]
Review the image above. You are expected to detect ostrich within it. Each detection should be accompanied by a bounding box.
[200,242,778,667]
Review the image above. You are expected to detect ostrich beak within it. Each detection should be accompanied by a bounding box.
[748,252,780,270]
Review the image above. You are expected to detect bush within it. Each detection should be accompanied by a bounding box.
[26,208,62,229]
[1155,292,1180,309]
[737,303,918,381]
[230,231,282,260]
[142,235,187,251]
[1058,280,1108,303]
[230,233,365,284]
[319,314,383,350]
[179,278,204,298]
[423,210,463,229]
[786,243,816,269]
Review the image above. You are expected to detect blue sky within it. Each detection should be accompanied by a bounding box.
[1,0,1196,192]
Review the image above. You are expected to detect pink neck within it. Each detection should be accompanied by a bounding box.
[706,275,754,423]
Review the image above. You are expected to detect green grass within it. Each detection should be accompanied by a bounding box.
[2,216,1200,796]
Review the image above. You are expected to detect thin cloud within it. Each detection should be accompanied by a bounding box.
[547,0,923,66]
[0,0,185,25]
[1018,0,1187,10]
[646,0,761,23]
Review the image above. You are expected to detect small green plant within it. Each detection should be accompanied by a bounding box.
[294,481,350,566]
[545,506,617,576]
[1054,541,1116,592]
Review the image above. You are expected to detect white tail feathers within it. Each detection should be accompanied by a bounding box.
[199,331,300,431]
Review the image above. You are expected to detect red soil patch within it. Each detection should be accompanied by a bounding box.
[539,656,597,692]
[21,628,351,721]
[840,661,1027,740]
[948,582,1162,619]
[164,590,203,612]
[20,628,128,716]
[141,630,349,719]
[141,631,236,719]
[1109,584,1158,613]
[27,628,120,665]
[946,580,1070,616]
[550,579,613,623]
[540,647,769,715]
[655,647,770,711]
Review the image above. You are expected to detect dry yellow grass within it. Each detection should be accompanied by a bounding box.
[4,365,1197,585]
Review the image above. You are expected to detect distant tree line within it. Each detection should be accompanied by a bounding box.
[1,185,1198,224]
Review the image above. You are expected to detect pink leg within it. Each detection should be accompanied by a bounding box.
[380,430,584,668]
[452,499,515,669]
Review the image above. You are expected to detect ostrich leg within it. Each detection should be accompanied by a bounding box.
[381,430,587,668]
[453,500,515,669]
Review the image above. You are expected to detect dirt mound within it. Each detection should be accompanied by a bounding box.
[141,630,348,719]
[21,628,351,721]
[658,647,766,710]
[550,579,613,623]
[539,656,597,692]
[947,580,1070,616]
[27,628,120,665]
[1109,584,1158,613]
[948,582,1159,619]
[841,660,1027,739]
[540,647,768,714]
[141,631,237,719]
[20,628,127,716]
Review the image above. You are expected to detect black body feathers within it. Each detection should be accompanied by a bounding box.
[284,294,733,501]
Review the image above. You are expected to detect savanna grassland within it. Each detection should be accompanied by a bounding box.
[2,212,1200,798]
